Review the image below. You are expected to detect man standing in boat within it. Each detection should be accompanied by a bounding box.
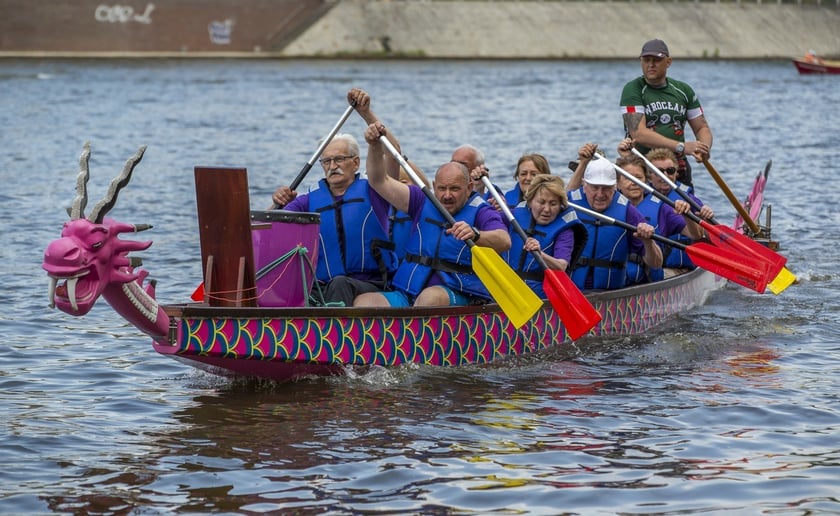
[620,39,713,187]
[270,88,402,306]
[567,155,663,291]
[354,122,511,308]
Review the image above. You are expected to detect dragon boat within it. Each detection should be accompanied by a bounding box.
[42,144,754,383]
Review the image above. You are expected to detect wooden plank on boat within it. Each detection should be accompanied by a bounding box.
[194,167,257,308]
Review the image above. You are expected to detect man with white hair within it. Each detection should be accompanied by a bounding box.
[567,156,662,290]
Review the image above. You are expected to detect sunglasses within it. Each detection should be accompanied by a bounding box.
[663,167,678,175]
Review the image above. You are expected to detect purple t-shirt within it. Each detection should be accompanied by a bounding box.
[656,201,688,238]
[552,228,576,262]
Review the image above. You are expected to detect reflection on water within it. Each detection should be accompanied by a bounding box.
[2,58,840,513]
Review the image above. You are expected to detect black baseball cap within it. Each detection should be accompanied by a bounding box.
[640,39,669,58]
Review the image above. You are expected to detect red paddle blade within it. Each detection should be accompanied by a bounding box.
[543,270,602,340]
[191,282,205,302]
[686,242,771,293]
[701,221,786,276]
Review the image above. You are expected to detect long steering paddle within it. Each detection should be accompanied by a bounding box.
[568,203,771,294]
[703,157,767,237]
[480,176,600,340]
[631,148,795,294]
[378,136,542,328]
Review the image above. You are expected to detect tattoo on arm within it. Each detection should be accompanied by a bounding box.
[623,113,644,137]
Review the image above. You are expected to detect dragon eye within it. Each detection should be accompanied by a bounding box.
[91,241,104,249]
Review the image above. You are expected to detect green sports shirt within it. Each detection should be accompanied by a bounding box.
[620,76,704,154]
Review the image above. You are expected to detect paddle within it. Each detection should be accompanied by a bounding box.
[479,176,600,340]
[569,203,771,293]
[377,136,542,329]
[632,149,795,294]
[605,158,776,288]
[269,103,357,209]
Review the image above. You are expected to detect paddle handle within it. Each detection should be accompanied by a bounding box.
[479,176,550,270]
[378,135,476,248]
[569,203,686,251]
[701,158,761,234]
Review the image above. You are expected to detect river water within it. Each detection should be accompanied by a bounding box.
[2,58,838,514]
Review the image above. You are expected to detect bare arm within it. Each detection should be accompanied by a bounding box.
[633,222,664,269]
[566,142,599,191]
[642,237,663,269]
[364,123,411,213]
[349,88,401,180]
[524,237,568,270]
[623,112,682,153]
[448,221,510,253]
[270,186,296,209]
[687,115,713,160]
[625,111,712,159]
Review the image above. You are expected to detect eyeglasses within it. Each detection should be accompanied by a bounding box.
[319,155,356,167]
[663,167,678,175]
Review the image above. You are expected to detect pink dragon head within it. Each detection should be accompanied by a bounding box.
[43,144,170,339]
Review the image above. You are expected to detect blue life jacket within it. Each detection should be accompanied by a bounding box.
[664,185,697,269]
[568,188,631,290]
[508,205,585,298]
[503,184,523,208]
[391,193,490,299]
[308,176,397,283]
[388,206,415,261]
[627,195,665,284]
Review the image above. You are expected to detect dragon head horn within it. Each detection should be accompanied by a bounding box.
[88,145,147,224]
[68,142,92,220]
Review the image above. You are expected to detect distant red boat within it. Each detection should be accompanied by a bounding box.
[792,53,840,74]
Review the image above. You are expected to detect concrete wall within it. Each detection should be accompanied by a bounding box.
[281,0,840,59]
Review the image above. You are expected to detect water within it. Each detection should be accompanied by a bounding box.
[2,58,839,514]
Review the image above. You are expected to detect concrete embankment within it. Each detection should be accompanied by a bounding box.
[282,0,840,59]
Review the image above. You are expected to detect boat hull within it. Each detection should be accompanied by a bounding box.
[152,268,725,382]
[792,58,840,74]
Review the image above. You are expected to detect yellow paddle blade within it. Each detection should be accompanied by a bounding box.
[472,246,542,328]
[767,266,796,295]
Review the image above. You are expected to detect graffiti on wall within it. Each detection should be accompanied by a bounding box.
[208,19,234,45]
[94,3,155,24]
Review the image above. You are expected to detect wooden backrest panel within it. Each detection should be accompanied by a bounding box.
[194,167,256,307]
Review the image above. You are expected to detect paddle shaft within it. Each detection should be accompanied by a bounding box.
[631,148,721,225]
[378,136,477,248]
[569,203,689,252]
[269,103,356,209]
[479,176,550,269]
[701,157,762,235]
[290,103,356,191]
[605,157,708,228]
[629,150,790,276]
